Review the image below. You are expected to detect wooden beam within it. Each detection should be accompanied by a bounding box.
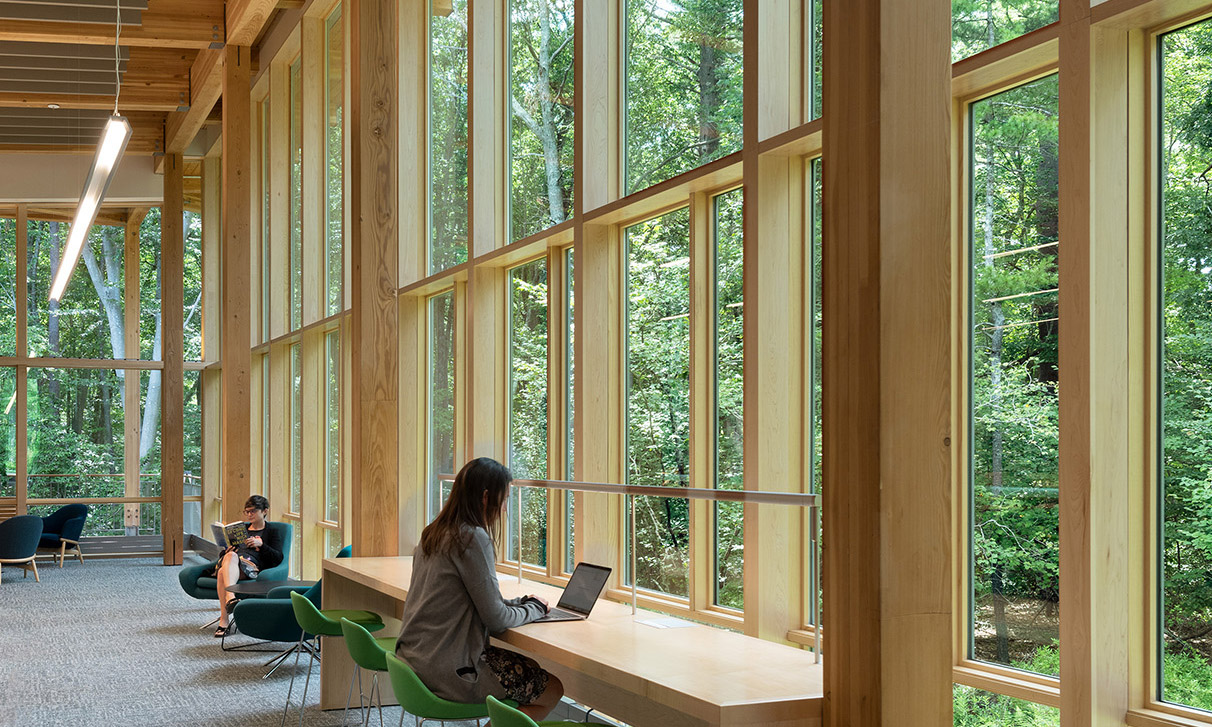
[123,213,141,537]
[221,45,252,524]
[165,49,224,154]
[201,154,222,528]
[0,0,223,49]
[820,0,952,726]
[161,153,185,565]
[348,0,399,560]
[227,0,279,46]
[302,16,324,325]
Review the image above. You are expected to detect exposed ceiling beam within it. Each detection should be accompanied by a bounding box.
[0,2,143,26]
[164,47,222,153]
[226,0,279,46]
[0,0,223,49]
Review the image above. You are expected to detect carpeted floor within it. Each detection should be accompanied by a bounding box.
[0,555,490,727]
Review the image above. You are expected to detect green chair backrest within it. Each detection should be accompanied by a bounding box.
[384,652,491,721]
[289,590,342,637]
[486,695,540,727]
[340,617,389,672]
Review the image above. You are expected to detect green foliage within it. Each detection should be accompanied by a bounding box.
[952,0,1058,62]
[507,259,550,566]
[431,0,470,273]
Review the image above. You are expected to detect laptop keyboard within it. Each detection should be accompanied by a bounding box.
[541,607,581,621]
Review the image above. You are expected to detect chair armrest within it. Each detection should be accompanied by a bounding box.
[233,598,307,642]
[258,561,290,582]
[60,516,86,542]
[266,585,312,600]
[178,560,219,599]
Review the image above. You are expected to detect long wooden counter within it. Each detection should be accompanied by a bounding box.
[321,556,822,727]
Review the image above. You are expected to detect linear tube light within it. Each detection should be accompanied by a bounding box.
[49,114,132,303]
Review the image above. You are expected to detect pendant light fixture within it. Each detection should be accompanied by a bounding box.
[49,0,132,303]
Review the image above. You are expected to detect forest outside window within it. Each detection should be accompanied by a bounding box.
[950,0,1058,63]
[967,75,1060,678]
[564,245,575,574]
[429,0,469,274]
[624,0,743,195]
[290,58,304,331]
[428,291,456,519]
[712,188,743,610]
[1159,17,1212,713]
[625,206,691,598]
[509,0,573,243]
[325,6,344,317]
[506,258,548,569]
[325,330,340,554]
[290,342,303,516]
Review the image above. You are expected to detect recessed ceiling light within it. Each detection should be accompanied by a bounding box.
[47,103,60,109]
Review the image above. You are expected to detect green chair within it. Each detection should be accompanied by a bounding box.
[486,695,582,727]
[384,651,513,727]
[282,590,385,727]
[340,617,398,727]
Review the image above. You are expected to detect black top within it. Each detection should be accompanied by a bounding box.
[235,525,284,572]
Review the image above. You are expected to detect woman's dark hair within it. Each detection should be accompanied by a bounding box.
[245,495,270,512]
[419,458,512,557]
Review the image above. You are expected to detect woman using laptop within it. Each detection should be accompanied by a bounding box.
[396,457,564,720]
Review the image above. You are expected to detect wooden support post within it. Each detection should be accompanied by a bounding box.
[468,0,506,257]
[124,214,142,537]
[466,267,505,461]
[398,296,426,551]
[821,0,951,724]
[162,154,185,565]
[348,0,399,558]
[222,45,253,525]
[14,205,26,517]
[302,15,325,326]
[201,155,222,526]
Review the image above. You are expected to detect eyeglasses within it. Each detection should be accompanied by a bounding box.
[243,508,262,515]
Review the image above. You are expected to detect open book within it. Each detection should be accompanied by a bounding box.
[211,520,250,549]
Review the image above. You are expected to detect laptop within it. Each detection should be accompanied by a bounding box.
[531,563,613,622]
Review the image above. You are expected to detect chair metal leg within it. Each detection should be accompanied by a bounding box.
[280,633,308,727]
[341,663,361,727]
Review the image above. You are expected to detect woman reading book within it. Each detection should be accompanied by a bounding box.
[213,495,283,638]
[395,457,564,721]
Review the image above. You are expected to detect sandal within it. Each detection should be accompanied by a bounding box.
[214,625,230,638]
[225,598,239,615]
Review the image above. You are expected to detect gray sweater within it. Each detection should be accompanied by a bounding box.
[395,525,547,703]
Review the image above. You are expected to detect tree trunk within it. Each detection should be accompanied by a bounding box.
[47,222,61,400]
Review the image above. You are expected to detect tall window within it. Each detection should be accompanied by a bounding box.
[713,188,743,610]
[428,291,456,517]
[626,207,691,597]
[564,246,575,573]
[325,330,341,556]
[429,0,469,274]
[968,75,1060,676]
[289,58,304,330]
[325,7,345,317]
[507,259,549,567]
[808,157,823,627]
[625,0,743,194]
[951,0,1058,62]
[290,343,303,515]
[509,0,574,242]
[1160,18,1212,712]
[261,97,271,341]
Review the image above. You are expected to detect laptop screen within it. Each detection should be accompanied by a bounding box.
[557,563,612,616]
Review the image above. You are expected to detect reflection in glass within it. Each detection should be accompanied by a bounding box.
[969,75,1059,675]
[626,207,691,597]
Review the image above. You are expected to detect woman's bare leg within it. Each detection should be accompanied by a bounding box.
[518,674,564,721]
[214,551,240,628]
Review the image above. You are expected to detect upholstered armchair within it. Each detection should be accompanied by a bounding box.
[38,503,88,567]
[0,515,43,584]
[177,520,293,609]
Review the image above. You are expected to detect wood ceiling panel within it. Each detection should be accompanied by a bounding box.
[0,0,223,49]
[0,3,143,26]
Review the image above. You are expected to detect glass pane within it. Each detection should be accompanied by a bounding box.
[509,0,574,241]
[184,370,202,537]
[1161,19,1212,711]
[809,0,821,121]
[291,519,302,579]
[626,207,691,597]
[138,370,163,498]
[290,58,304,330]
[951,0,1058,63]
[26,219,124,359]
[325,330,340,523]
[429,0,469,274]
[952,684,1059,726]
[184,210,203,361]
[290,343,302,514]
[713,188,743,610]
[507,259,548,567]
[0,368,15,497]
[26,502,162,538]
[326,527,343,558]
[262,97,272,341]
[0,219,16,357]
[625,0,743,194]
[27,368,125,501]
[261,353,270,493]
[969,75,1060,675]
[326,7,345,317]
[140,210,160,361]
[428,291,456,518]
[565,246,575,573]
[809,157,823,626]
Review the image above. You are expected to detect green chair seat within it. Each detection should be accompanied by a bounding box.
[385,651,512,722]
[289,592,384,636]
[486,695,581,727]
[322,609,386,630]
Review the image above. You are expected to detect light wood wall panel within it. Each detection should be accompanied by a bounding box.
[469,0,507,258]
[221,45,253,524]
[467,267,506,461]
[398,295,427,552]
[821,1,952,726]
[162,153,185,565]
[349,0,400,557]
[269,62,291,340]
[201,155,222,526]
[398,0,426,286]
[577,0,620,212]
[302,16,326,326]
[124,214,143,535]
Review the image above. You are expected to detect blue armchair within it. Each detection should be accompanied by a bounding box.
[38,503,88,567]
[178,521,293,613]
[0,515,43,584]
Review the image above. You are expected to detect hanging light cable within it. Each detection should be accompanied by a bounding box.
[49,0,132,302]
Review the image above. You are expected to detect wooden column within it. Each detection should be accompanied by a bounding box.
[162,155,185,565]
[124,212,143,537]
[222,45,253,524]
[821,0,951,725]
[201,155,222,526]
[1057,5,1136,725]
[466,267,505,461]
[14,204,26,516]
[348,0,399,557]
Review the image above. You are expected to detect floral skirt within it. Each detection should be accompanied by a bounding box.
[482,645,549,704]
